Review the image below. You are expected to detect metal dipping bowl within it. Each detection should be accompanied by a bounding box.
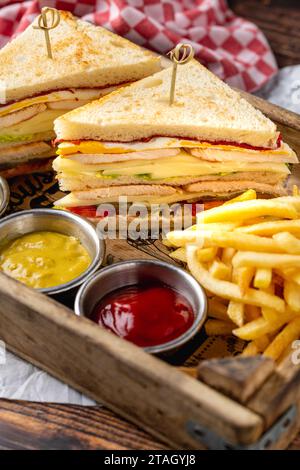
[74,259,207,354]
[0,177,9,218]
[0,208,105,295]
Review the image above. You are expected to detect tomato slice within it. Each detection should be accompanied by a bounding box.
[69,205,98,218]
[191,200,225,216]
[70,201,226,219]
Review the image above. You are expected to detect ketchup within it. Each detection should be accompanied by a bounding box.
[90,283,194,347]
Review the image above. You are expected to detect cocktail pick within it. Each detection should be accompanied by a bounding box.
[33,7,61,59]
[167,43,194,105]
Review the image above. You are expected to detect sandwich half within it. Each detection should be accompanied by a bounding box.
[53,59,298,216]
[0,10,160,178]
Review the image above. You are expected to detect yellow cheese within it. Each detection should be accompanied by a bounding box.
[54,152,289,180]
[0,96,48,118]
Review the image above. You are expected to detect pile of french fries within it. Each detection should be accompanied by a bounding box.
[166,188,300,361]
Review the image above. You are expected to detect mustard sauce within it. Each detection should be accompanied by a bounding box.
[0,231,91,289]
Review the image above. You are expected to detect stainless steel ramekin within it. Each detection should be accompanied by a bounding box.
[0,208,105,295]
[74,259,207,354]
[0,177,9,218]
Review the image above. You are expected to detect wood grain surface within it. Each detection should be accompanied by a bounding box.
[0,400,167,450]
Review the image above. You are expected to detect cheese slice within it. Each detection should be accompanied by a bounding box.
[0,86,122,118]
[54,151,289,180]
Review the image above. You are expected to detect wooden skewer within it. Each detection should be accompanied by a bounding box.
[33,7,60,59]
[167,43,194,105]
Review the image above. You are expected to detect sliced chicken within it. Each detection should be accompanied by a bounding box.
[0,103,47,129]
[47,100,90,110]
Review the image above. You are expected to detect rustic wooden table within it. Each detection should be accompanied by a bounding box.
[1,0,300,450]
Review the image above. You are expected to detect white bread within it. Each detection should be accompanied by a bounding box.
[55,60,278,148]
[56,180,286,208]
[184,180,286,195]
[57,171,286,192]
[0,11,160,103]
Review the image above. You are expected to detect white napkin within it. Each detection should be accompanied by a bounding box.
[0,349,95,404]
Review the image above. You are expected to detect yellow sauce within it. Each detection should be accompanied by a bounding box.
[0,231,91,289]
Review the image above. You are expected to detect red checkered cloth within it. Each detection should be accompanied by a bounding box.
[0,0,277,92]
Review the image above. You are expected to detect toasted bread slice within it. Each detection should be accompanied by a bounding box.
[55,59,278,148]
[0,10,160,104]
[54,181,287,209]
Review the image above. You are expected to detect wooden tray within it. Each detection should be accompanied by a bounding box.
[1,91,300,450]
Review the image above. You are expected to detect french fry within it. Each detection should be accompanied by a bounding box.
[284,280,300,312]
[254,335,270,352]
[227,301,244,327]
[197,199,297,224]
[162,238,173,247]
[232,266,255,294]
[166,222,240,247]
[209,259,231,281]
[242,217,267,225]
[236,219,300,237]
[234,318,278,340]
[197,246,218,262]
[241,335,270,356]
[277,268,300,286]
[261,307,279,323]
[223,189,257,205]
[263,317,300,360]
[260,284,277,321]
[233,251,300,270]
[245,304,261,321]
[221,247,236,265]
[208,297,229,321]
[194,222,238,232]
[277,196,300,211]
[273,232,300,255]
[166,230,204,247]
[289,272,300,286]
[205,319,234,336]
[241,341,259,356]
[166,194,300,359]
[169,247,187,262]
[186,246,285,312]
[253,268,272,289]
[206,231,284,253]
[233,309,296,341]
